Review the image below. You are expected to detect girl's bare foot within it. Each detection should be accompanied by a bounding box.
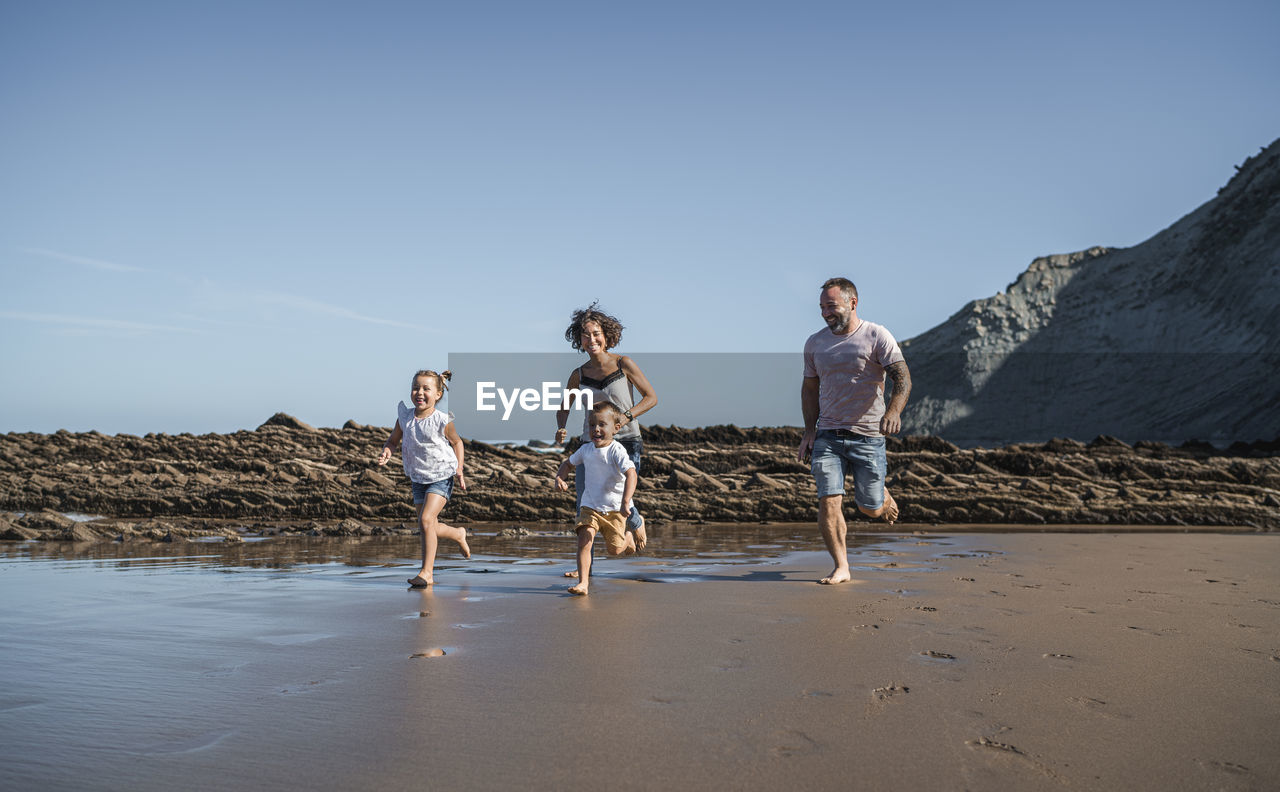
[408,574,433,587]
[567,583,589,596]
[457,532,471,559]
[819,568,852,585]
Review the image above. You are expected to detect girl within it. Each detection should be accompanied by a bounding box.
[553,302,658,556]
[377,369,470,586]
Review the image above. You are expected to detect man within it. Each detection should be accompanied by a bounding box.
[798,277,912,585]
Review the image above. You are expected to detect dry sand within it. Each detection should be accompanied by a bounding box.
[1,531,1277,791]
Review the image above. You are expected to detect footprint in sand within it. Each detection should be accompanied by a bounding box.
[968,736,1023,755]
[922,650,956,660]
[1195,758,1251,777]
[1236,648,1280,662]
[770,615,805,624]
[872,684,909,701]
[967,737,1063,780]
[772,729,820,757]
[1068,696,1133,720]
[1228,619,1262,630]
[1126,625,1182,638]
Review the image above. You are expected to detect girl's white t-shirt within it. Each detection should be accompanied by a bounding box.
[396,402,458,484]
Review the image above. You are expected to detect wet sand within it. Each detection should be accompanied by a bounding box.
[1,528,1277,791]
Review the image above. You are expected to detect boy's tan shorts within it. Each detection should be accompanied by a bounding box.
[577,507,629,554]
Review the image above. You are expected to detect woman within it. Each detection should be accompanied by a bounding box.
[554,301,658,551]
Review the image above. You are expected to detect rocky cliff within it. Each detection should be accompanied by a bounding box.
[901,138,1280,447]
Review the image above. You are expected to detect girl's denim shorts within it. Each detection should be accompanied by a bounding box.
[411,476,453,505]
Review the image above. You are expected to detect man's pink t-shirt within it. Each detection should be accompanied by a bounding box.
[803,320,904,436]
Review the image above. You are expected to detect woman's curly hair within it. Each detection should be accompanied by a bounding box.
[564,301,624,351]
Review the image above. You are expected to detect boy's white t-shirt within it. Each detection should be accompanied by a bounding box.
[569,440,635,514]
[396,401,458,484]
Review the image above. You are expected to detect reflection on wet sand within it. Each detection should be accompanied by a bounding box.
[0,521,900,571]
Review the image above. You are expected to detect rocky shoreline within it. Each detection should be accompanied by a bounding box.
[2,414,1277,542]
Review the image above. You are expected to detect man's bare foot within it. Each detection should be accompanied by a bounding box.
[882,490,899,524]
[567,583,589,596]
[630,517,647,552]
[408,574,433,588]
[819,568,852,585]
[563,570,580,578]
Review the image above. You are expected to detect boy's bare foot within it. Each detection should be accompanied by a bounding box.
[819,568,852,585]
[408,575,433,587]
[563,570,579,578]
[630,517,647,552]
[567,583,589,596]
[882,490,899,524]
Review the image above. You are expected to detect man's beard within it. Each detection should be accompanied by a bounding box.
[826,315,849,333]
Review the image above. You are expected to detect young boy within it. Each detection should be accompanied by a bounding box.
[553,400,638,596]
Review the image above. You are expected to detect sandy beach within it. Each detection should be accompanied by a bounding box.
[1,527,1277,791]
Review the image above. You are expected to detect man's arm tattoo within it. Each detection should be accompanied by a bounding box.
[886,361,911,403]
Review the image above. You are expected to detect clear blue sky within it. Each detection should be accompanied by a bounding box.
[2,0,1277,435]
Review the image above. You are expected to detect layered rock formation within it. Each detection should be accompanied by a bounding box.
[2,420,1276,541]
[901,138,1280,447]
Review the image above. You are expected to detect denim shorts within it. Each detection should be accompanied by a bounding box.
[810,430,886,509]
[411,476,453,505]
[574,436,643,531]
